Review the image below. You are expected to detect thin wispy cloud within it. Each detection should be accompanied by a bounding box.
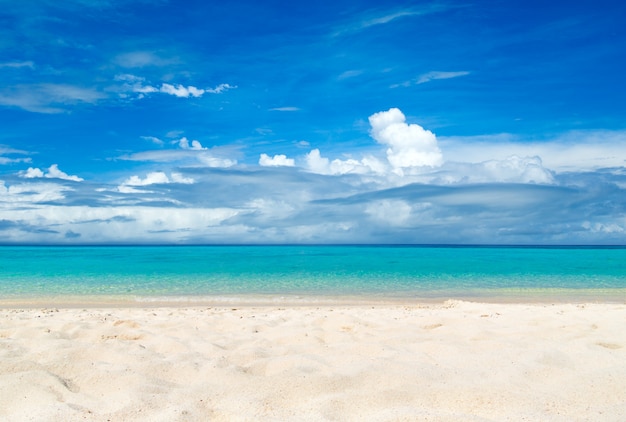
[1,76,233,114]
[0,146,32,165]
[0,157,32,165]
[113,51,178,68]
[0,61,35,69]
[118,138,237,167]
[416,71,470,84]
[206,83,236,94]
[391,71,470,88]
[0,181,73,205]
[440,130,626,171]
[360,10,423,29]
[114,75,235,99]
[269,107,300,112]
[338,70,363,80]
[140,136,165,146]
[0,84,105,113]
[332,4,450,37]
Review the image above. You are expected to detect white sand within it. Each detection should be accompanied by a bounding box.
[1,300,625,421]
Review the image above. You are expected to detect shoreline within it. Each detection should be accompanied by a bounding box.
[1,288,625,308]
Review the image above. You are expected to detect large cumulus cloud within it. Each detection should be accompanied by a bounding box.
[295,108,554,186]
[369,107,443,173]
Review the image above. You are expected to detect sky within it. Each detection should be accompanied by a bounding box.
[1,0,625,244]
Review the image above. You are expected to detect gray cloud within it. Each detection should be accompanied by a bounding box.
[2,107,625,244]
[1,163,625,244]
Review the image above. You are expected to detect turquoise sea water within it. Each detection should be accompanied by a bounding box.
[0,246,625,303]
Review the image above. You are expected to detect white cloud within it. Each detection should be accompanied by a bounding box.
[305,149,386,176]
[125,172,194,186]
[416,71,470,84]
[20,164,84,182]
[259,154,295,167]
[391,71,470,88]
[119,140,237,168]
[338,70,363,80]
[430,156,556,185]
[362,10,421,27]
[119,150,236,167]
[333,6,448,36]
[582,221,625,234]
[2,159,625,244]
[159,83,235,98]
[166,130,184,139]
[124,172,170,187]
[114,51,176,68]
[479,156,555,184]
[3,107,625,245]
[114,74,147,84]
[141,136,165,146]
[196,155,237,168]
[46,164,84,181]
[114,74,158,97]
[246,198,296,220]
[269,107,300,112]
[177,137,206,150]
[294,108,573,186]
[305,149,330,174]
[0,84,105,113]
[301,109,559,186]
[0,205,240,243]
[117,171,195,193]
[0,181,72,203]
[369,108,443,172]
[0,156,31,165]
[22,167,44,178]
[160,83,205,98]
[114,76,235,100]
[206,83,236,94]
[255,128,273,135]
[0,145,32,165]
[0,61,34,69]
[321,156,380,175]
[365,200,414,226]
[170,172,195,184]
[439,130,626,171]
[0,145,30,155]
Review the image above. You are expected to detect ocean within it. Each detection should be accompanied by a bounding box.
[1,245,625,303]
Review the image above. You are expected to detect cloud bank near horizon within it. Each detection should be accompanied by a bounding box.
[1,107,625,244]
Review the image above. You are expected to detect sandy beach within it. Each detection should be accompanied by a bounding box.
[1,300,625,421]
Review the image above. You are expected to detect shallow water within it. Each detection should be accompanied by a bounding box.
[1,245,625,302]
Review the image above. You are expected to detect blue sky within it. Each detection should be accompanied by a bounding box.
[1,0,625,244]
